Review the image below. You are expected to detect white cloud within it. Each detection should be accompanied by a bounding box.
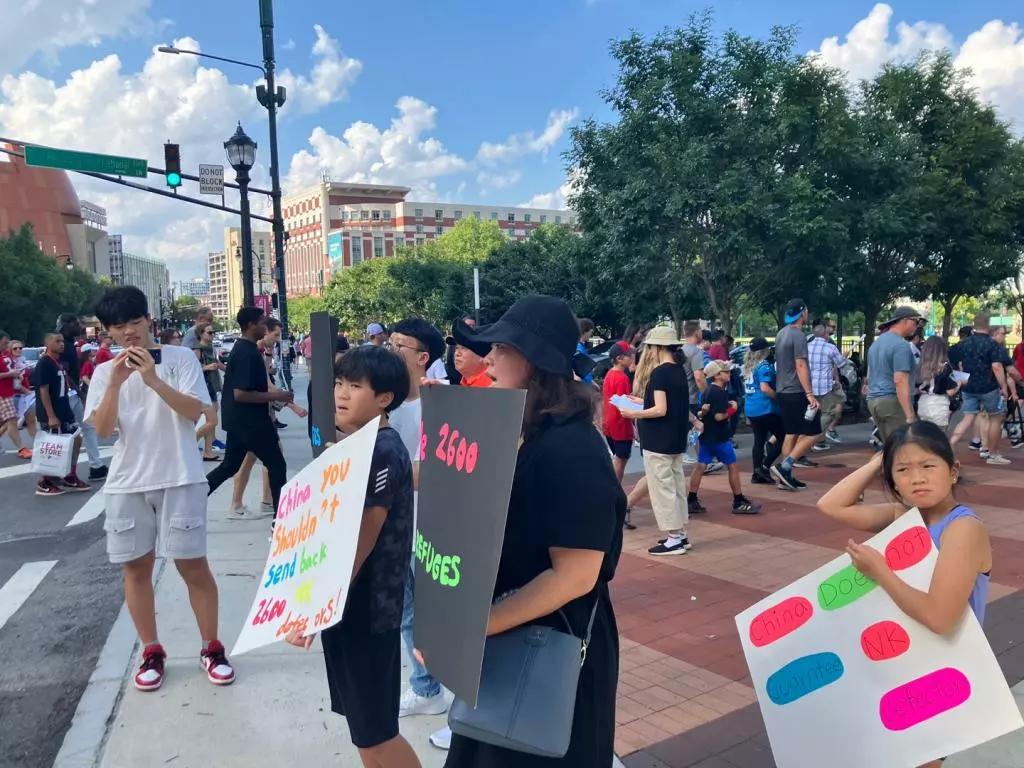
[0,0,159,72]
[522,181,572,210]
[276,25,362,115]
[286,96,469,200]
[477,108,579,165]
[476,169,522,192]
[811,4,1024,127]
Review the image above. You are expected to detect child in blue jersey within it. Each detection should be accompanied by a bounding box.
[743,337,783,486]
[818,420,991,768]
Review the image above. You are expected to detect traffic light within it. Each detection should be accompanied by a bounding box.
[271,292,279,310]
[164,143,182,188]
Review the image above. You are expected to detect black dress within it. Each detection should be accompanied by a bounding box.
[445,412,627,768]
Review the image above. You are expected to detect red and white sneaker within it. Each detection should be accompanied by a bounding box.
[36,480,65,497]
[62,475,91,492]
[134,644,166,691]
[200,640,235,686]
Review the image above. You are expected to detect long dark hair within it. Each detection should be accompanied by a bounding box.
[882,421,956,498]
[521,369,595,440]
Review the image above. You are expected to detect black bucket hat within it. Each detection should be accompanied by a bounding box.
[452,295,581,377]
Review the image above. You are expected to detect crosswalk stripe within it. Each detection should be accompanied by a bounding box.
[0,560,57,632]
[66,492,105,527]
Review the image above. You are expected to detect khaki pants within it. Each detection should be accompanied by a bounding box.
[818,388,845,437]
[868,396,907,443]
[642,451,688,532]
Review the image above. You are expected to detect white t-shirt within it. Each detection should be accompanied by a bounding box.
[426,358,449,383]
[388,396,422,551]
[84,344,212,494]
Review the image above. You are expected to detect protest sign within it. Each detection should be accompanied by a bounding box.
[233,419,378,655]
[415,385,526,707]
[736,509,1022,768]
[309,311,339,458]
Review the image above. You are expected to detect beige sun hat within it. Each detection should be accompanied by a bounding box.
[643,325,684,346]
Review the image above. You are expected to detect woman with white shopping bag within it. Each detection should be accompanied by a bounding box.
[31,332,89,497]
[916,336,962,429]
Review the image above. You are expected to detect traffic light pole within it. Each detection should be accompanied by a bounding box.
[259,0,289,337]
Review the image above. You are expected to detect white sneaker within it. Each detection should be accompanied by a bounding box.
[399,688,449,718]
[429,726,452,750]
[987,454,1011,465]
[704,460,725,474]
[683,454,698,465]
[811,443,831,452]
[227,505,274,521]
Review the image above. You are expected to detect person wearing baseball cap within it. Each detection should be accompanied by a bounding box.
[365,323,387,347]
[743,337,784,485]
[770,298,819,491]
[601,341,636,489]
[688,361,761,515]
[865,306,923,444]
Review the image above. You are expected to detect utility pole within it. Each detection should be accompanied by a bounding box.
[258,0,289,337]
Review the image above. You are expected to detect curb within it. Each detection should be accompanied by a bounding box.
[52,559,166,768]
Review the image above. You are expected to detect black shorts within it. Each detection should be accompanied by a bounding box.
[606,437,633,460]
[207,389,218,404]
[777,392,822,436]
[321,623,401,749]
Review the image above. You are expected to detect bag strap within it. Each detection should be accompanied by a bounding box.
[555,586,602,667]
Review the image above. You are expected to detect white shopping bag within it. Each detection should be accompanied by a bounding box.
[32,430,76,477]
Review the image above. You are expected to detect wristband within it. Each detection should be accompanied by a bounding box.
[726,406,737,417]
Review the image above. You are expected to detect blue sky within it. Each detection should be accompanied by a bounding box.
[2,1,1021,279]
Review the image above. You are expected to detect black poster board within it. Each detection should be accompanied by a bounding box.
[415,385,526,707]
[310,311,339,458]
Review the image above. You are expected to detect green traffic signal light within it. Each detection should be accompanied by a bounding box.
[164,142,182,189]
[166,171,182,188]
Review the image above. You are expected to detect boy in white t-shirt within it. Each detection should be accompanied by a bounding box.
[86,287,234,692]
[384,318,450,728]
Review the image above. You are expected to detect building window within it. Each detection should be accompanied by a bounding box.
[352,238,363,264]
[436,225,444,235]
[372,210,381,222]
[507,212,515,223]
[474,211,481,220]
[416,224,424,234]
[341,211,349,221]
[490,211,498,220]
[360,210,369,221]
[455,210,463,221]
[415,208,424,220]
[373,235,384,258]
[383,210,392,221]
[540,214,547,224]
[524,214,531,224]
[555,215,562,225]
[415,236,425,246]
[435,209,444,220]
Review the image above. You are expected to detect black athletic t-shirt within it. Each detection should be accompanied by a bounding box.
[637,362,689,455]
[221,338,271,434]
[700,385,732,445]
[343,426,414,634]
[33,355,75,424]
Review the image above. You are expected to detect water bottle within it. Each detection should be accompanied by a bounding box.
[804,402,819,421]
[688,429,699,447]
[999,396,1007,412]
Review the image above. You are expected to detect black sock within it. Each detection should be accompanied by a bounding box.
[688,491,699,503]
[733,494,747,505]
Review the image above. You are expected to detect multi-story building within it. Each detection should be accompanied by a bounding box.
[176,278,210,299]
[77,200,111,279]
[108,234,124,283]
[208,251,229,322]
[122,252,169,323]
[281,181,577,297]
[223,227,273,316]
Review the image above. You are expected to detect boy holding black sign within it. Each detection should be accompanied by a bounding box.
[286,345,421,768]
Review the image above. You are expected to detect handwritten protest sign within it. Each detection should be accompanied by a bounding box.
[735,509,1022,768]
[233,419,378,655]
[415,385,526,706]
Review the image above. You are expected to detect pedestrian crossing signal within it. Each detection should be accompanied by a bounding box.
[164,143,182,188]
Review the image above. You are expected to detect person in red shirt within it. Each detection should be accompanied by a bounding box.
[0,331,31,459]
[707,330,729,362]
[95,334,115,365]
[602,342,636,481]
[448,333,492,388]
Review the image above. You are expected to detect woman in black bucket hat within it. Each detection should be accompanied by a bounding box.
[442,295,626,767]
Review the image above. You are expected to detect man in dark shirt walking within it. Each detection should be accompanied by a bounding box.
[56,313,108,480]
[206,306,294,516]
[949,314,1015,464]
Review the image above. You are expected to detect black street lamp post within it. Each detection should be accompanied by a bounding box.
[224,123,257,308]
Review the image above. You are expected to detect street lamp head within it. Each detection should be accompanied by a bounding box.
[224,122,257,171]
[157,45,180,54]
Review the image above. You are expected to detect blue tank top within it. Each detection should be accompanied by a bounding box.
[926,505,990,625]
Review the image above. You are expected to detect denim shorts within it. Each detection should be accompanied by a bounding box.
[961,388,1004,415]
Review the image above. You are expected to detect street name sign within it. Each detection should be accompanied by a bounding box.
[24,146,148,178]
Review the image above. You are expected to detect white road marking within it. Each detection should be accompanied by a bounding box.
[66,492,105,527]
[0,560,58,631]
[0,446,114,481]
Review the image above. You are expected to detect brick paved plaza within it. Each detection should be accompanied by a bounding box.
[611,444,1024,767]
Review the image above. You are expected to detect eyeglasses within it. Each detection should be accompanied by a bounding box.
[386,341,426,355]
[11,346,22,351]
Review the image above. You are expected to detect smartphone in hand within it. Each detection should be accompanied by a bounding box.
[149,348,163,365]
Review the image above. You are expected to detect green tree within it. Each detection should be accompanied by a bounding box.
[286,294,329,335]
[324,258,401,332]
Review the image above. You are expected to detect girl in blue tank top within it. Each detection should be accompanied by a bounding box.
[818,421,992,768]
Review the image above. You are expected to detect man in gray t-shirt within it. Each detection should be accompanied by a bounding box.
[774,324,808,395]
[681,321,707,407]
[182,306,215,350]
[865,306,921,442]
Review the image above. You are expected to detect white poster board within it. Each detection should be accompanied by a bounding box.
[735,510,1022,768]
[233,420,378,655]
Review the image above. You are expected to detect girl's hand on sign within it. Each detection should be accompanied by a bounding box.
[845,539,888,582]
[288,403,308,418]
[420,377,445,389]
[284,628,316,650]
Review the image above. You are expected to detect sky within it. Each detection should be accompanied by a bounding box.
[0,1,1022,282]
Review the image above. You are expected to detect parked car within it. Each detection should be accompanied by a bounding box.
[587,339,621,382]
[19,347,44,368]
